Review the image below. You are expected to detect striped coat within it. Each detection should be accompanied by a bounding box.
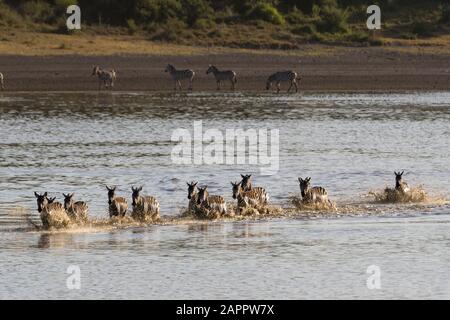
[206,65,237,90]
[298,177,329,203]
[92,66,116,90]
[106,186,128,217]
[132,195,160,221]
[266,70,299,93]
[197,187,227,216]
[165,64,195,91]
[0,72,4,90]
[63,193,89,222]
[231,182,269,214]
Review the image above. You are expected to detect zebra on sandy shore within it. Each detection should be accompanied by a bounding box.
[0,72,4,91]
[206,65,237,90]
[266,70,300,93]
[165,64,195,91]
[92,66,117,90]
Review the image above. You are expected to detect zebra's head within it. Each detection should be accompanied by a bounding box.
[62,193,74,209]
[394,171,405,184]
[106,185,116,205]
[197,186,208,205]
[165,64,174,73]
[187,181,198,199]
[231,181,241,199]
[298,177,311,196]
[131,186,143,206]
[240,174,252,190]
[34,192,48,213]
[206,65,216,74]
[92,65,100,76]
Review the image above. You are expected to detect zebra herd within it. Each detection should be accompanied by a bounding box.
[88,64,298,92]
[33,172,411,229]
[0,65,300,92]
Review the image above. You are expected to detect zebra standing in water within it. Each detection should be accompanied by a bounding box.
[0,72,4,91]
[266,70,300,93]
[164,64,195,91]
[298,177,329,204]
[206,65,237,90]
[92,66,117,90]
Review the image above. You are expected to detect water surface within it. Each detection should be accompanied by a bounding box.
[0,91,449,299]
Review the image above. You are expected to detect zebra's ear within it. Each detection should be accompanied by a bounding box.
[43,192,48,197]
[138,186,143,191]
[34,192,40,198]
[298,178,302,183]
[401,171,404,176]
[241,174,245,178]
[62,193,67,198]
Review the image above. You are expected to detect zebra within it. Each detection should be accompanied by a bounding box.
[63,193,89,222]
[238,174,269,203]
[231,182,268,214]
[92,65,117,90]
[298,177,329,204]
[131,186,160,221]
[34,192,71,229]
[206,65,237,90]
[164,64,195,91]
[0,72,4,91]
[394,171,410,194]
[186,181,199,213]
[106,186,128,217]
[196,186,227,216]
[266,71,300,93]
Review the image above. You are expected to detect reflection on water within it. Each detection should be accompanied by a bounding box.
[0,91,450,299]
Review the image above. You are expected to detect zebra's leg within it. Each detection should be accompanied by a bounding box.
[188,78,193,91]
[230,79,235,90]
[216,81,220,90]
[276,82,281,93]
[178,80,183,91]
[287,81,293,93]
[293,80,298,93]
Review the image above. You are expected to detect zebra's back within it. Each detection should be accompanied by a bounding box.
[67,201,89,222]
[132,196,160,220]
[172,69,195,80]
[109,197,128,217]
[305,186,328,203]
[271,71,297,82]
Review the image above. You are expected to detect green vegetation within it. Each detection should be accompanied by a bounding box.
[0,0,449,48]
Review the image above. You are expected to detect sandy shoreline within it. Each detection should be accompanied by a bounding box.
[0,48,449,92]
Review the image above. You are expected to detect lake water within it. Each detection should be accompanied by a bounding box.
[0,91,449,299]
